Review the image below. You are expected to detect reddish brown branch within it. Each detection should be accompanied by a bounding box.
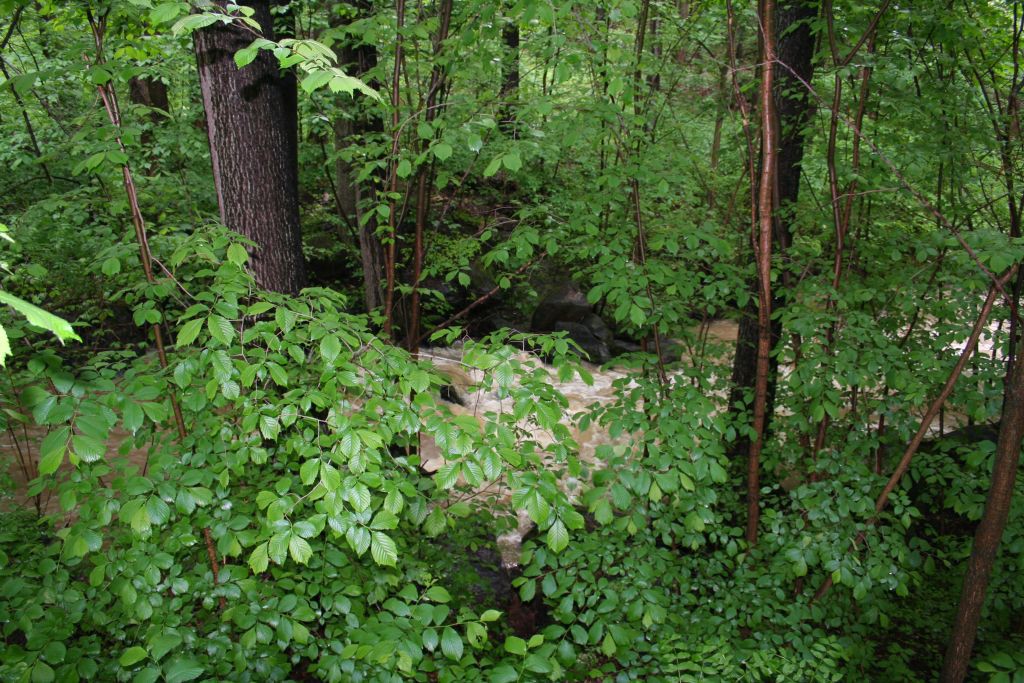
[813,271,1013,601]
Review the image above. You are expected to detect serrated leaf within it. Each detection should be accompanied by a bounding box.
[0,291,79,344]
[320,335,341,363]
[300,71,332,93]
[370,531,397,566]
[175,318,203,348]
[38,427,69,475]
[288,535,313,564]
[71,434,105,463]
[249,542,269,573]
[206,315,234,346]
[546,519,569,553]
[234,47,259,69]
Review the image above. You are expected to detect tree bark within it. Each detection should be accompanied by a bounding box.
[940,335,1024,682]
[129,76,169,117]
[742,0,781,544]
[499,11,520,133]
[728,0,818,462]
[194,0,306,294]
[408,0,454,353]
[332,1,385,312]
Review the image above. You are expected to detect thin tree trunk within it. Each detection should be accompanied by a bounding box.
[940,333,1024,682]
[499,8,520,133]
[383,0,406,338]
[746,0,778,545]
[129,75,169,171]
[728,0,817,468]
[332,1,385,313]
[194,0,306,294]
[408,0,454,353]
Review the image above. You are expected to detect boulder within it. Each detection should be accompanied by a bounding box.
[531,283,591,332]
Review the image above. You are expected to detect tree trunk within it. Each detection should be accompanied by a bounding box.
[332,1,385,312]
[129,76,169,117]
[940,336,1024,682]
[728,0,818,460]
[499,12,520,133]
[745,0,779,545]
[129,76,169,172]
[194,0,306,294]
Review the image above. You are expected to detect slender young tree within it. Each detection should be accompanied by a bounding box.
[744,0,779,544]
[194,0,306,294]
[728,0,818,471]
[941,336,1024,680]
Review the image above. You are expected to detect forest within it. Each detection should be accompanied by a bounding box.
[0,0,1023,680]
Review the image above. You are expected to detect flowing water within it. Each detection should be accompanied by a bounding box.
[1,315,1007,565]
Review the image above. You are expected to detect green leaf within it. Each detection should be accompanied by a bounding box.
[72,435,105,463]
[0,291,79,345]
[424,586,451,603]
[440,627,463,660]
[483,156,503,177]
[489,664,519,683]
[123,401,145,433]
[101,257,121,275]
[150,3,185,25]
[234,47,259,68]
[320,335,341,363]
[38,427,69,475]
[502,151,522,171]
[288,535,313,564]
[370,531,397,566]
[31,661,54,683]
[301,71,332,93]
[396,159,413,179]
[149,632,183,662]
[546,519,569,553]
[226,242,249,265]
[206,315,234,345]
[504,636,527,656]
[432,142,453,161]
[601,632,616,656]
[119,646,148,667]
[163,658,204,683]
[176,318,204,347]
[248,542,269,573]
[480,609,501,622]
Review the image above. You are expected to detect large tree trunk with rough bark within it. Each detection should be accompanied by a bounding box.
[940,336,1024,682]
[194,0,306,294]
[728,0,818,458]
